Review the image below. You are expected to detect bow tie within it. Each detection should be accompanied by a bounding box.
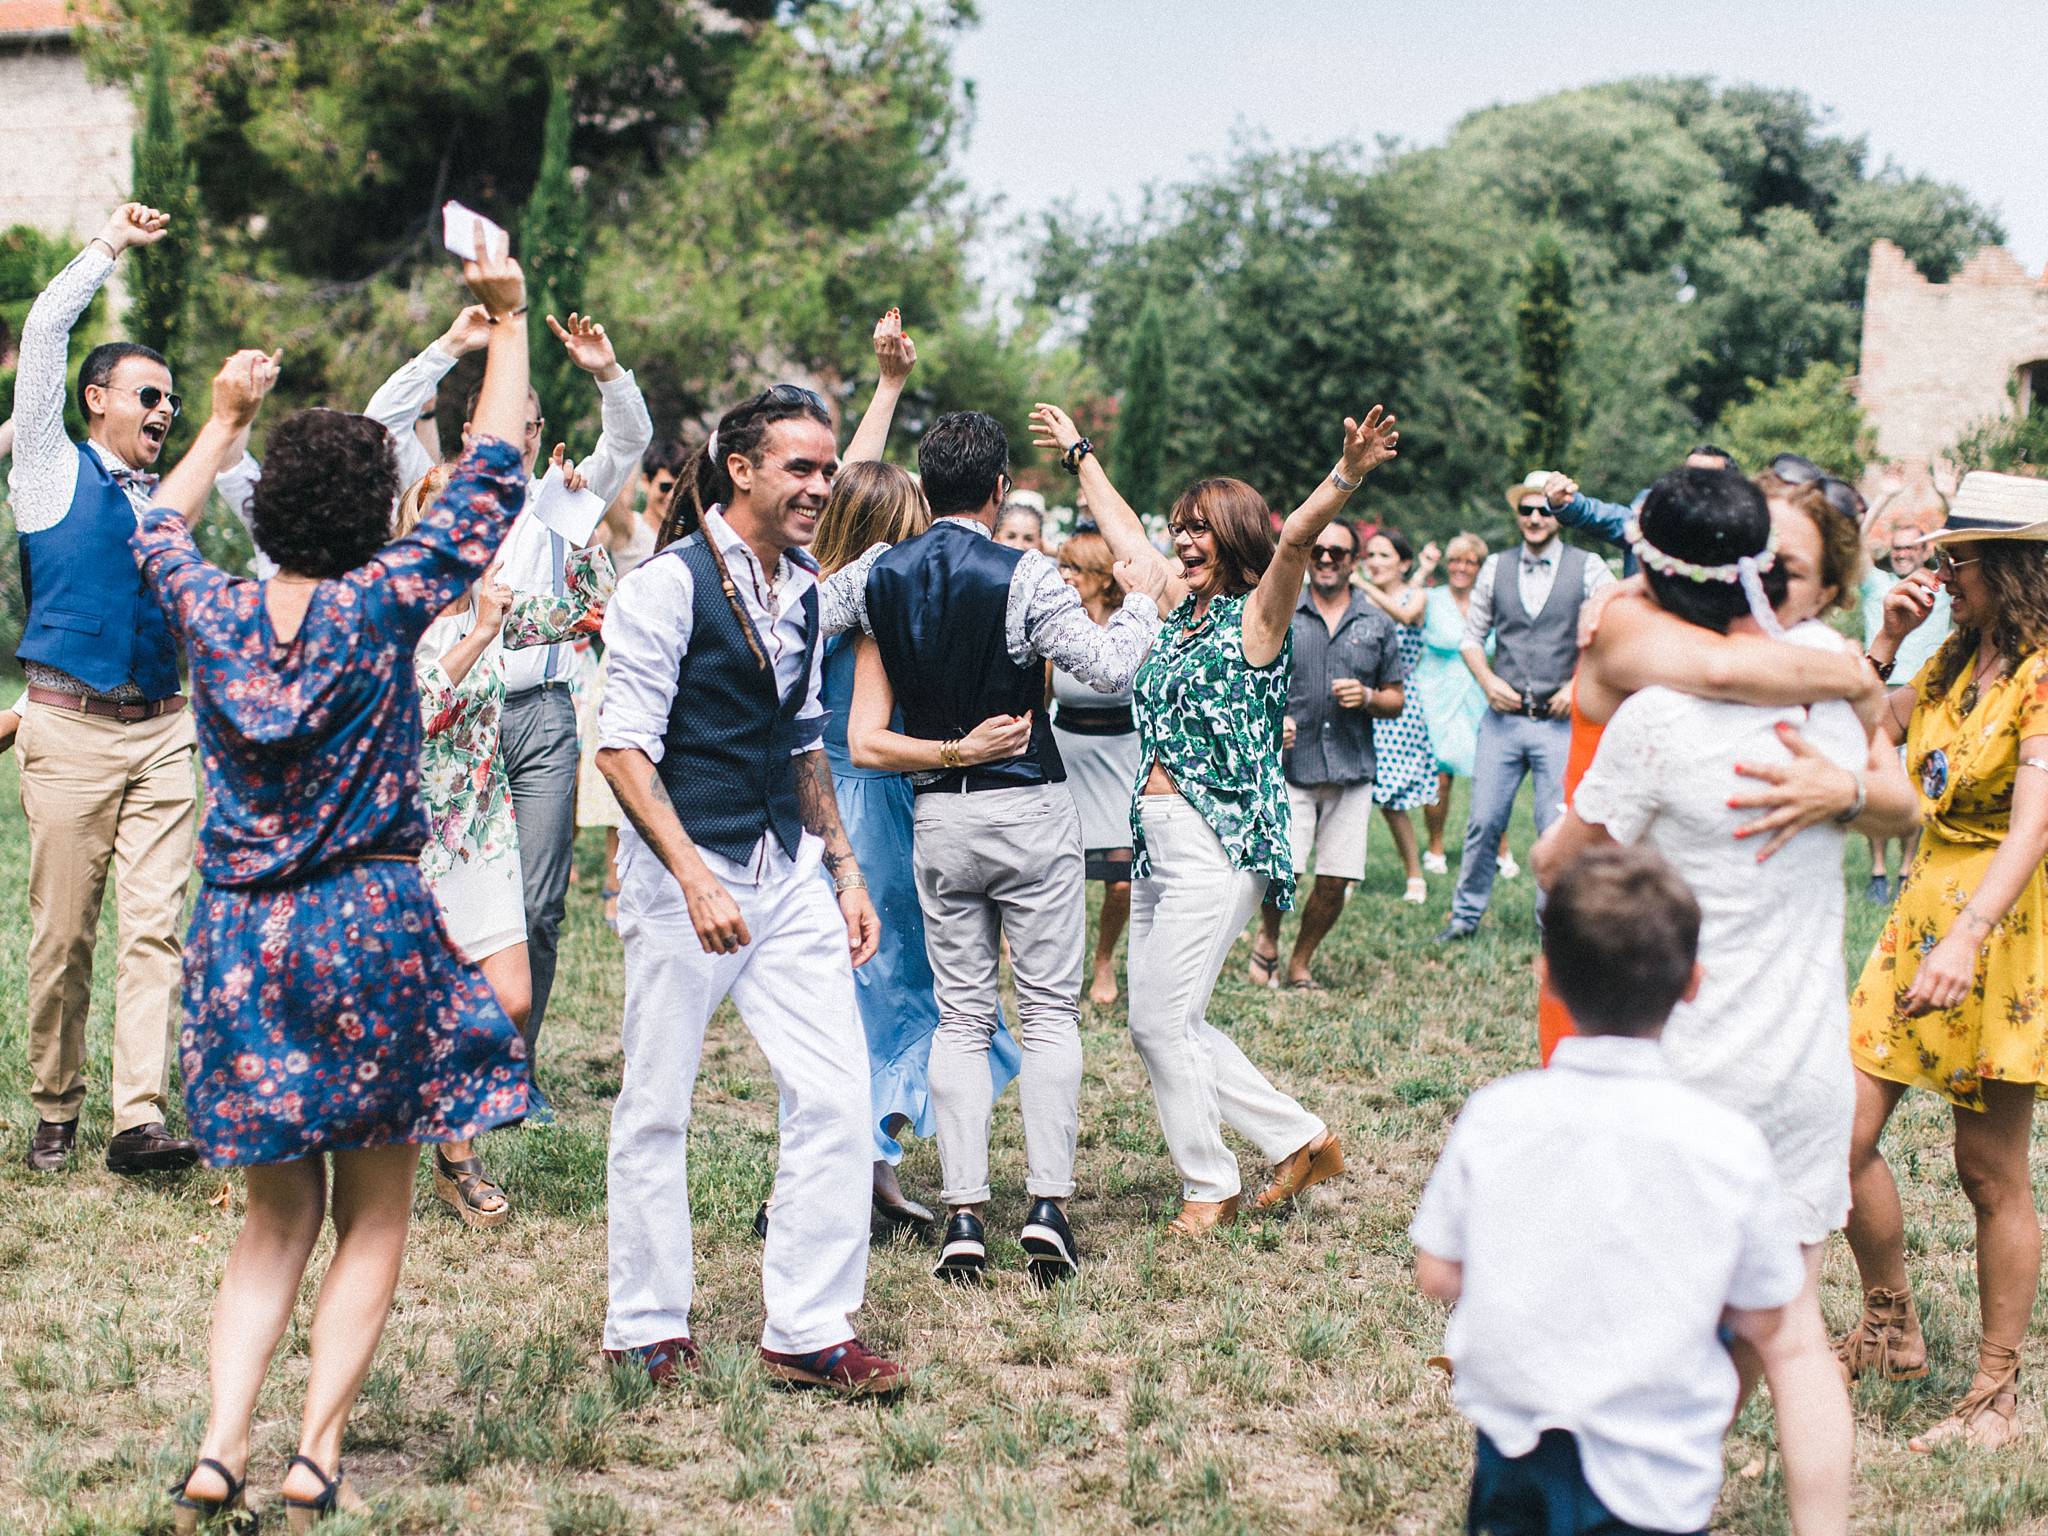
[1520,551,1554,569]
[109,464,162,499]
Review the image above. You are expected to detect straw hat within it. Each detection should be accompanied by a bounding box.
[1503,470,1556,511]
[1920,471,2048,545]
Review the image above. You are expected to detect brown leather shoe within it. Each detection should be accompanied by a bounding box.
[25,1118,76,1172]
[1166,1196,1239,1236]
[1251,1130,1345,1211]
[105,1121,199,1174]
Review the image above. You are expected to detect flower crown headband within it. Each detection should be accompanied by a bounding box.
[1625,513,1785,638]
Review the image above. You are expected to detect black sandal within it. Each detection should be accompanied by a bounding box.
[281,1454,364,1529]
[433,1148,510,1229]
[1248,947,1280,988]
[170,1457,250,1533]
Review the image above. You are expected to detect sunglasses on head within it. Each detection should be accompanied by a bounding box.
[121,384,182,418]
[1768,454,1865,524]
[761,382,831,413]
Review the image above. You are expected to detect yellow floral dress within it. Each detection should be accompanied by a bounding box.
[1849,647,2048,1109]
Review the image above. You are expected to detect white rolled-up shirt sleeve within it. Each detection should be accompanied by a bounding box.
[574,371,655,509]
[597,556,694,764]
[363,343,459,492]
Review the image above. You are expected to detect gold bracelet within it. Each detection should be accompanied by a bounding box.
[939,739,963,770]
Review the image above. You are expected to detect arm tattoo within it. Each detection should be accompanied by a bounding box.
[795,749,858,875]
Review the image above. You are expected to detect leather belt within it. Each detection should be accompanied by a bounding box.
[27,686,186,723]
[1053,703,1134,737]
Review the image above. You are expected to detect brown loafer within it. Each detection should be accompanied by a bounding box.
[1166,1196,1239,1236]
[25,1118,76,1172]
[1252,1130,1344,1211]
[105,1120,199,1174]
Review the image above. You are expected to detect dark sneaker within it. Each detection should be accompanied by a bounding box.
[601,1336,698,1385]
[1019,1199,1079,1288]
[24,1118,76,1172]
[761,1337,907,1398]
[753,1201,770,1240]
[104,1121,198,1174]
[1865,874,1890,904]
[1432,921,1476,945]
[932,1210,987,1284]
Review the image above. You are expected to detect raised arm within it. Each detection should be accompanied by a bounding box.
[843,308,916,465]
[1244,407,1399,668]
[363,306,486,489]
[549,311,654,507]
[1543,472,1632,549]
[1029,402,1177,600]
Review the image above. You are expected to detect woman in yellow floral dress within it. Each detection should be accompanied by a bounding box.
[1837,472,2048,1452]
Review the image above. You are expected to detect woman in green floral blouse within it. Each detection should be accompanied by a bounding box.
[1030,402,1399,1235]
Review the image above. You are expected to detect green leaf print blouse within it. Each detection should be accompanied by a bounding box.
[1131,590,1296,908]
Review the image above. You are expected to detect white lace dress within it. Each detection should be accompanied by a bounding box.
[1570,622,1864,1245]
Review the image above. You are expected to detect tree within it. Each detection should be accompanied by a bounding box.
[1117,295,1170,518]
[1512,234,1576,471]
[523,73,587,416]
[128,35,196,361]
[1710,361,1875,479]
[1948,377,2048,477]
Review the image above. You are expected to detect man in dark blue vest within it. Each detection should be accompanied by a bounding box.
[594,387,903,1398]
[850,410,1167,1287]
[8,201,199,1174]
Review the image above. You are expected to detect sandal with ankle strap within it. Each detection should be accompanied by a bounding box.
[433,1147,510,1229]
[1910,1339,2022,1453]
[281,1454,366,1529]
[170,1457,251,1533]
[1834,1285,1928,1381]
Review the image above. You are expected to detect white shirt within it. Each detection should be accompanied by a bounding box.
[1568,620,1863,1242]
[1462,539,1615,650]
[598,509,826,887]
[7,246,133,536]
[1410,1034,1804,1533]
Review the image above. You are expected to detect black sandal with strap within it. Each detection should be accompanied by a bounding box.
[433,1147,510,1229]
[282,1454,364,1530]
[170,1457,250,1533]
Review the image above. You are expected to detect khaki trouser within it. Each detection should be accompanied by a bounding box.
[17,700,196,1132]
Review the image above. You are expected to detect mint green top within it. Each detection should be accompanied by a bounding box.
[1131,590,1295,907]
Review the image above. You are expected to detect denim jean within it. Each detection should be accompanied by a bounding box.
[1449,710,1569,929]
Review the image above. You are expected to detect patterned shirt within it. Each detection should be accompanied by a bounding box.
[1131,591,1295,905]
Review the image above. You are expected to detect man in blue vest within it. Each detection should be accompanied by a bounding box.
[594,386,901,1397]
[9,201,200,1175]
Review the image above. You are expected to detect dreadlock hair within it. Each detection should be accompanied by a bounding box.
[661,384,834,549]
[1923,539,2048,701]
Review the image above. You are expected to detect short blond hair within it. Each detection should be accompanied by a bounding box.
[1444,531,1488,564]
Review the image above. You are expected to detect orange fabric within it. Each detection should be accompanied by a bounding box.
[1537,691,1607,1065]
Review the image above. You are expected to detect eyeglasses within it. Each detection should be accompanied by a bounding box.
[1168,520,1211,539]
[1934,549,1980,579]
[119,385,182,418]
[1768,454,1865,524]
[524,417,546,435]
[1310,546,1354,564]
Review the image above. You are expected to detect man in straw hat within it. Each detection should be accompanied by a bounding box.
[1436,472,1614,943]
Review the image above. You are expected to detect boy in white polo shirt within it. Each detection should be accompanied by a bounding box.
[1411,845,1818,1536]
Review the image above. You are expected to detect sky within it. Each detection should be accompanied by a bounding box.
[949,0,2046,294]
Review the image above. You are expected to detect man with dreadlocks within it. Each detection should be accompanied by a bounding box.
[594,385,903,1398]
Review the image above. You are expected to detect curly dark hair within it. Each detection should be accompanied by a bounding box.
[1923,539,2048,699]
[663,385,835,548]
[249,409,400,578]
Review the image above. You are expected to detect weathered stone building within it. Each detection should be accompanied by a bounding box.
[1856,239,2048,518]
[0,1,134,242]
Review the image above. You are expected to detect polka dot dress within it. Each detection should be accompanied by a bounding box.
[1372,613,1439,811]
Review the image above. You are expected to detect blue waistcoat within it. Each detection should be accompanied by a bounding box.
[16,443,180,699]
[654,536,820,864]
[864,520,1063,792]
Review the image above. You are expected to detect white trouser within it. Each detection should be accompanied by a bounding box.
[1128,795,1325,1202]
[604,838,872,1355]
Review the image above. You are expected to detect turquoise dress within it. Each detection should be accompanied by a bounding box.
[820,633,1019,1164]
[1415,585,1487,779]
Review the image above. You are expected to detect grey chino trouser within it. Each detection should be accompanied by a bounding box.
[912,782,1086,1206]
[499,685,579,1048]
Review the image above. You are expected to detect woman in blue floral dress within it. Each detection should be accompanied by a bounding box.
[1030,401,1400,1238]
[151,250,534,1526]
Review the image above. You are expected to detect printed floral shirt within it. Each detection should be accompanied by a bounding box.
[1131,590,1295,905]
[416,545,615,885]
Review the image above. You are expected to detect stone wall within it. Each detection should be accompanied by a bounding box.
[1856,240,2048,512]
[0,33,135,244]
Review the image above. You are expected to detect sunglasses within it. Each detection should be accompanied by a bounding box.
[1768,454,1866,524]
[119,384,183,418]
[761,383,831,413]
[1516,502,1551,518]
[1310,545,1354,564]
[1934,549,1980,579]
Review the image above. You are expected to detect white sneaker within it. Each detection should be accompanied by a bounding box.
[1421,851,1448,875]
[1498,852,1520,880]
[1403,877,1428,904]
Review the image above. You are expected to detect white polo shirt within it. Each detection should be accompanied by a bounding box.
[1409,1034,1804,1532]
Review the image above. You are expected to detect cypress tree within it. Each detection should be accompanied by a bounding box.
[1118,295,1170,518]
[523,74,587,419]
[1512,234,1576,471]
[129,36,195,361]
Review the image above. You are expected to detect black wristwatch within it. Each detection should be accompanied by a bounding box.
[1061,438,1093,475]
[1866,652,1896,682]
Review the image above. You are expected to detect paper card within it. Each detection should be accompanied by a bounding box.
[527,462,607,545]
[441,200,510,262]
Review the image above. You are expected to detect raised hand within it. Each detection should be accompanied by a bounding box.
[873,308,917,384]
[547,312,621,380]
[211,348,283,431]
[462,227,525,319]
[475,566,515,635]
[1338,405,1399,482]
[1544,472,1578,510]
[548,442,589,493]
[1030,402,1083,455]
[1113,555,1168,606]
[437,304,495,359]
[1880,569,1940,644]
[98,202,170,254]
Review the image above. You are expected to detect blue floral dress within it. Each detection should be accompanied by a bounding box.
[1371,602,1438,810]
[133,439,534,1167]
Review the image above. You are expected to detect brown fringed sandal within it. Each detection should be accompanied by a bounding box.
[1834,1285,1928,1381]
[1909,1339,2022,1453]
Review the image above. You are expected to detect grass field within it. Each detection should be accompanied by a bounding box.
[4,753,2048,1535]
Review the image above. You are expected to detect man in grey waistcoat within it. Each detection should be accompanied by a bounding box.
[1437,472,1614,942]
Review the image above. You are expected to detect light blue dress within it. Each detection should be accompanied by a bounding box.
[1414,586,1488,779]
[820,633,1020,1164]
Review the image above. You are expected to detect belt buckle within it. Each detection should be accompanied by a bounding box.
[114,700,150,723]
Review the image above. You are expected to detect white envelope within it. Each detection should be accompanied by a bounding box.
[441,200,510,262]
[527,463,607,545]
